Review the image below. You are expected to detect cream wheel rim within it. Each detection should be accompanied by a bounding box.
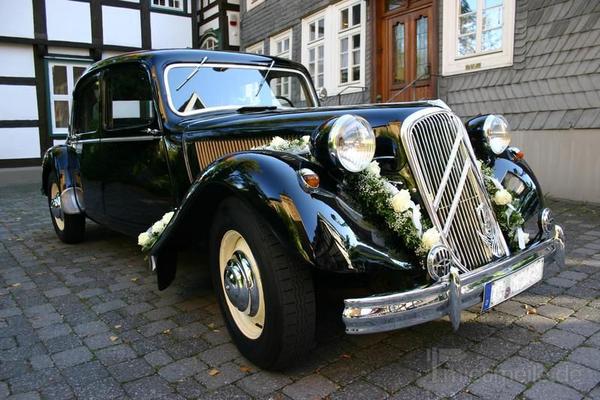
[219,230,265,339]
[50,182,65,231]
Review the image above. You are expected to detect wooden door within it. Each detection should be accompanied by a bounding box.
[373,0,437,103]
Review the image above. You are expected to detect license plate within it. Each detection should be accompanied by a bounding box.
[482,258,544,312]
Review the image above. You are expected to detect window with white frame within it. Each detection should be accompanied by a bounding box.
[246,0,264,11]
[269,30,292,98]
[245,41,265,54]
[301,0,366,96]
[47,61,89,136]
[152,0,184,12]
[442,0,515,76]
[307,16,325,88]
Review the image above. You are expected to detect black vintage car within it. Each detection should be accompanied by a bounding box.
[42,49,565,369]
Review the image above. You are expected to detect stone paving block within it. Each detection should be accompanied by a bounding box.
[43,334,83,354]
[542,328,587,349]
[575,306,600,322]
[109,357,154,383]
[516,314,558,333]
[144,306,178,321]
[95,344,137,366]
[415,368,470,397]
[43,287,70,298]
[467,373,525,400]
[144,349,173,367]
[8,368,63,394]
[123,375,174,400]
[558,317,600,337]
[568,346,600,371]
[365,362,421,392]
[6,391,41,400]
[198,342,240,366]
[194,361,246,390]
[83,332,121,350]
[587,331,600,348]
[176,377,207,398]
[282,374,338,400]
[236,371,293,397]
[158,355,206,382]
[138,320,177,337]
[92,300,126,314]
[72,377,125,400]
[39,382,74,400]
[523,379,583,400]
[471,336,522,361]
[73,321,109,337]
[63,361,110,389]
[36,323,72,340]
[51,346,93,368]
[329,379,388,400]
[537,303,575,320]
[495,355,544,384]
[318,357,371,386]
[548,360,600,392]
[445,350,497,379]
[29,354,53,370]
[196,385,251,400]
[388,384,438,400]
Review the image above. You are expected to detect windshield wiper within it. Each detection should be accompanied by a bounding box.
[255,60,275,97]
[237,106,277,113]
[176,56,208,91]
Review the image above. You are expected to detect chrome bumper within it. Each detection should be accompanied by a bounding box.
[343,225,565,334]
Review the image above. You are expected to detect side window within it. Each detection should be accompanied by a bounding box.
[105,63,155,130]
[73,77,100,134]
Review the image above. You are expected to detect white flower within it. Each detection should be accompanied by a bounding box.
[270,136,287,149]
[391,189,412,213]
[161,211,174,225]
[411,203,423,237]
[493,189,513,206]
[151,220,166,235]
[421,228,441,251]
[138,232,152,247]
[301,135,311,145]
[365,161,381,176]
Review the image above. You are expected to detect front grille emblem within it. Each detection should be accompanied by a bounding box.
[475,203,505,258]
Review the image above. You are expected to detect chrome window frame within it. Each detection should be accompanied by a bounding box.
[163,62,319,117]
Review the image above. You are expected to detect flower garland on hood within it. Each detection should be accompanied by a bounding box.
[479,161,529,250]
[345,161,440,258]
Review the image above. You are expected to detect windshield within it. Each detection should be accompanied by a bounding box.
[165,63,317,116]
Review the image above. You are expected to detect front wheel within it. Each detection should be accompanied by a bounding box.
[47,172,85,244]
[209,197,316,370]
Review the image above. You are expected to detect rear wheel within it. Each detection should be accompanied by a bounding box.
[209,197,316,370]
[47,172,85,244]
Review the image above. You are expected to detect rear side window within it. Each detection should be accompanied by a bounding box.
[105,63,155,130]
[73,77,100,133]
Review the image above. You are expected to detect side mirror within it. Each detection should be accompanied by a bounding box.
[317,87,328,101]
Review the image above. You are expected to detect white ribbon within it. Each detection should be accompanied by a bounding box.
[411,204,423,237]
[516,227,529,250]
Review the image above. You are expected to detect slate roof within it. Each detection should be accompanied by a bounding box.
[441,0,600,130]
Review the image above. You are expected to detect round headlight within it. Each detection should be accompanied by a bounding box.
[483,115,511,155]
[328,115,376,172]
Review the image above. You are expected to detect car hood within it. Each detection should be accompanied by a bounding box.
[176,102,441,140]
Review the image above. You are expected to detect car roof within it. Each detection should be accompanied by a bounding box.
[82,49,306,80]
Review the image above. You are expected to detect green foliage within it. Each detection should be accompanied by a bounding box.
[345,171,430,258]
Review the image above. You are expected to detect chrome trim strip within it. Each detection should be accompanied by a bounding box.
[433,132,462,209]
[163,62,319,117]
[443,161,470,237]
[74,136,161,144]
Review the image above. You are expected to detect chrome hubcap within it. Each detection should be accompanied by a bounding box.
[50,182,65,231]
[223,251,259,317]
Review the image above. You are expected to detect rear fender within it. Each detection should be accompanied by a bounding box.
[41,145,85,215]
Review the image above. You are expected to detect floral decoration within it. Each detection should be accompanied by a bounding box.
[345,160,437,258]
[257,135,311,153]
[479,161,529,250]
[138,211,175,252]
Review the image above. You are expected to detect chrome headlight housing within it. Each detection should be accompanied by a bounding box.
[328,114,376,172]
[483,114,511,155]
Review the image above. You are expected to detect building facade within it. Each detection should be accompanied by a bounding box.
[0,0,239,168]
[240,0,600,202]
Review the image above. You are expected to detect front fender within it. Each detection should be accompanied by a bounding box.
[41,144,85,214]
[150,151,426,290]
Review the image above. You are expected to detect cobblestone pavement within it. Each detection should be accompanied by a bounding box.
[1,183,600,400]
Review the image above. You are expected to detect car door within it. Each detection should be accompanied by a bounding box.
[71,73,103,222]
[100,62,174,236]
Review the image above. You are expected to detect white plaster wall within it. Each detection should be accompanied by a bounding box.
[46,0,92,43]
[199,19,219,35]
[0,0,34,39]
[0,44,35,77]
[102,50,124,60]
[150,12,192,49]
[513,130,600,203]
[0,128,40,159]
[47,46,90,57]
[102,6,141,48]
[0,85,38,120]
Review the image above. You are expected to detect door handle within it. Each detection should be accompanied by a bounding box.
[144,128,162,137]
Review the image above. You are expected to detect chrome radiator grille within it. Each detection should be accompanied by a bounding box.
[401,109,509,272]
